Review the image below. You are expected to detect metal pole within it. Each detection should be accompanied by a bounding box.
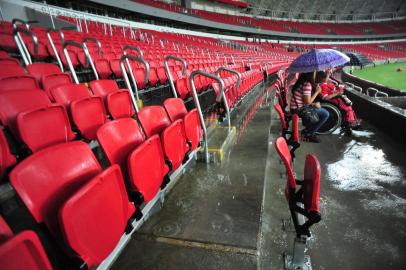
[189,71,225,163]
[164,55,187,98]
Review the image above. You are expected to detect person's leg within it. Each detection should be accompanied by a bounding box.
[305,108,330,135]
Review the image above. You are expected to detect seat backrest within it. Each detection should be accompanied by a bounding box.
[50,84,91,109]
[70,96,109,140]
[274,103,287,130]
[17,104,76,152]
[89,80,120,98]
[42,73,73,98]
[184,109,202,151]
[163,98,188,122]
[97,118,144,172]
[0,75,39,93]
[292,114,299,143]
[106,90,136,119]
[0,128,16,181]
[0,230,53,270]
[137,106,171,138]
[10,141,102,234]
[59,165,135,268]
[0,90,51,132]
[0,59,24,79]
[128,135,169,202]
[303,154,321,213]
[274,137,296,190]
[27,63,61,83]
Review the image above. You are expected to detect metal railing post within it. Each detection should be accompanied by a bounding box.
[164,55,188,98]
[216,67,241,129]
[189,70,225,163]
[83,37,102,80]
[13,28,38,66]
[62,40,93,84]
[46,29,64,71]
[119,54,150,112]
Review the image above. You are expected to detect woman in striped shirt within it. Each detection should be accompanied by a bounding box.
[290,72,329,143]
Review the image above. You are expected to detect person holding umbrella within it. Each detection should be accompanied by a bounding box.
[290,72,329,143]
[288,49,351,142]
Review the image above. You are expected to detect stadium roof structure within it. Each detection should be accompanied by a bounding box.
[246,0,406,21]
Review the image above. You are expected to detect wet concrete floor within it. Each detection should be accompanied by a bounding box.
[112,84,406,270]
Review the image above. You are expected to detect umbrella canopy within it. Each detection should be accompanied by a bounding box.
[287,49,350,73]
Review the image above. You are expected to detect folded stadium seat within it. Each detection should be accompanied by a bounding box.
[156,66,168,84]
[0,75,39,93]
[163,98,202,150]
[0,216,53,270]
[106,90,136,119]
[9,142,135,268]
[174,76,190,99]
[59,48,80,68]
[97,118,168,202]
[0,90,51,136]
[147,60,159,87]
[41,72,73,96]
[94,58,112,79]
[26,63,62,84]
[89,79,120,99]
[17,104,76,152]
[0,129,16,180]
[274,103,300,157]
[109,59,122,78]
[50,83,91,109]
[274,137,321,237]
[24,39,49,61]
[70,96,109,140]
[0,33,17,52]
[0,59,26,78]
[137,106,189,170]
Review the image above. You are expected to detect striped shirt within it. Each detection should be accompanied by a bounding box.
[290,82,312,111]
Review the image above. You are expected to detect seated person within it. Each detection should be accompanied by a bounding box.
[290,72,329,143]
[315,71,361,129]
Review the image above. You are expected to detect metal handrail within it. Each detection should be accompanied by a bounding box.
[119,54,150,112]
[216,67,241,89]
[353,85,363,92]
[13,28,38,66]
[123,45,144,58]
[12,18,32,30]
[46,29,64,71]
[62,40,98,83]
[83,37,102,56]
[164,55,188,98]
[366,87,378,97]
[189,70,225,163]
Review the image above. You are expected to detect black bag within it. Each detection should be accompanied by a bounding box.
[298,105,319,125]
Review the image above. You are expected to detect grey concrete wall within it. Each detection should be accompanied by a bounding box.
[346,89,406,142]
[90,0,406,40]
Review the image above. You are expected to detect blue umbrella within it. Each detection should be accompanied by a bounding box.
[287,49,350,73]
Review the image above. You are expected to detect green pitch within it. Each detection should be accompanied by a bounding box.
[352,62,406,91]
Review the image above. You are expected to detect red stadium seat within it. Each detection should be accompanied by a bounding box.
[0,59,26,78]
[0,75,39,92]
[163,98,202,150]
[274,103,300,157]
[89,79,120,98]
[42,73,73,98]
[137,106,171,138]
[50,84,91,109]
[0,216,52,270]
[106,90,136,119]
[97,118,165,202]
[0,90,51,135]
[0,129,16,180]
[59,165,135,267]
[70,96,109,140]
[17,104,76,152]
[128,135,169,202]
[10,142,134,268]
[27,63,61,83]
[138,105,189,170]
[94,59,112,79]
[274,137,321,237]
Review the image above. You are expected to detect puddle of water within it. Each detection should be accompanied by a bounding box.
[326,141,403,191]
